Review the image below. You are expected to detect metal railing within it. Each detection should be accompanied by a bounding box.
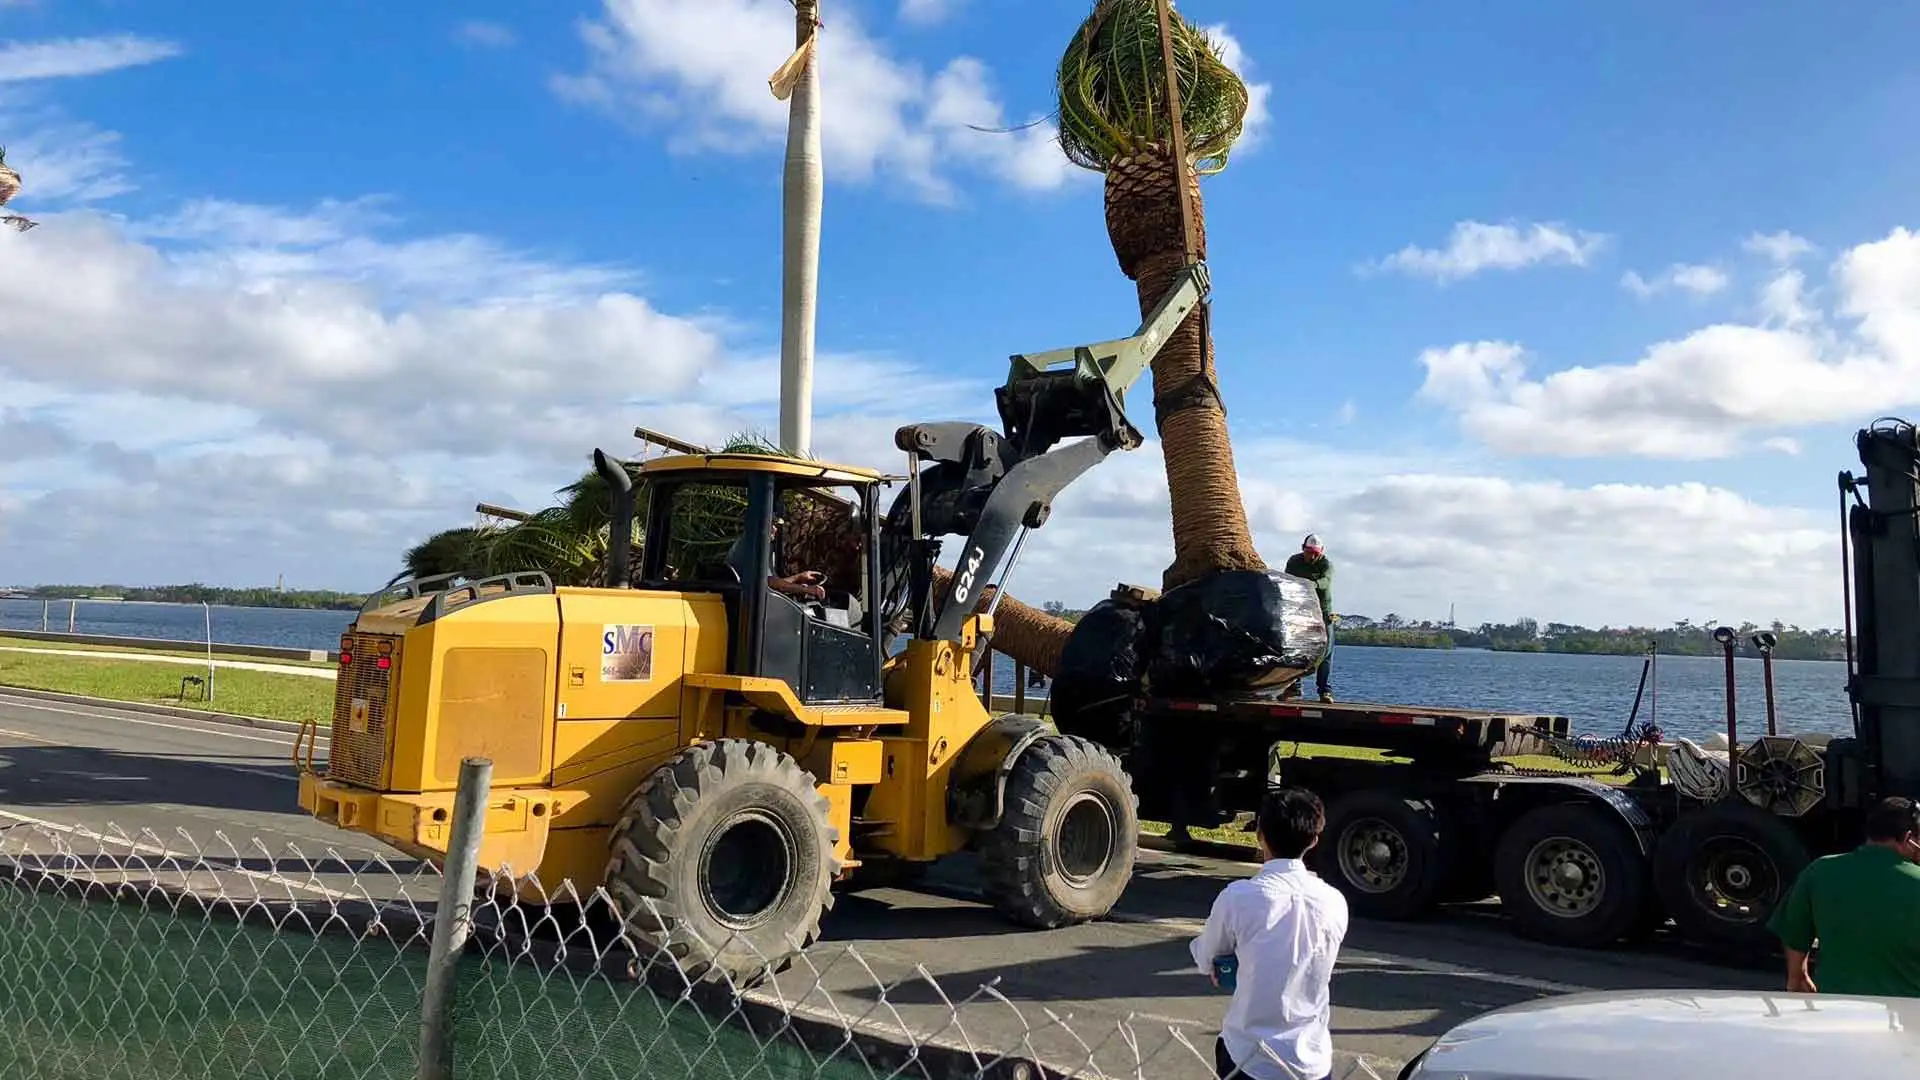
[0,776,1392,1080]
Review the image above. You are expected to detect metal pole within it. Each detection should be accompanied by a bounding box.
[202,602,215,703]
[1754,632,1780,736]
[1014,660,1028,714]
[418,757,493,1080]
[778,0,823,457]
[1714,627,1738,751]
[67,600,75,633]
[41,599,47,632]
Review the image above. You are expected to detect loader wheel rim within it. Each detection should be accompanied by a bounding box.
[1055,792,1117,886]
[700,809,796,931]
[1336,818,1409,894]
[1524,838,1605,919]
[1693,835,1781,922]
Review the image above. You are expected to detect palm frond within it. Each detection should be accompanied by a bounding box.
[1055,0,1251,175]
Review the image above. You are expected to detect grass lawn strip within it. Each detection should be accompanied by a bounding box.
[0,649,332,726]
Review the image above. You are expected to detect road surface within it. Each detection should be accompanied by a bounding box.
[0,690,1779,1078]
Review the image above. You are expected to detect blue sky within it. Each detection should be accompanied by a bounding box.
[4,0,1919,629]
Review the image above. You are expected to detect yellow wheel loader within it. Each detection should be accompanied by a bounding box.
[294,265,1211,984]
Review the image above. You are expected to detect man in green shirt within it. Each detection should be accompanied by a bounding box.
[1767,795,1920,997]
[1282,534,1336,703]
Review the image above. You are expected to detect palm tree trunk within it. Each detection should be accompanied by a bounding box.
[1104,143,1264,591]
[0,164,19,209]
[929,567,1073,678]
[778,1,823,457]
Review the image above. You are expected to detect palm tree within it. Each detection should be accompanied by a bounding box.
[1056,0,1262,591]
[0,147,19,208]
[0,146,33,231]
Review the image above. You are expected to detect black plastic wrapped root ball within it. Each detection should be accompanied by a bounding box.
[1143,569,1329,699]
[1047,597,1150,751]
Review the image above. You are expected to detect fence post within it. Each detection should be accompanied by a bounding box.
[418,757,492,1080]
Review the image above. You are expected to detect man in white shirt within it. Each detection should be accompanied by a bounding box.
[1189,787,1350,1080]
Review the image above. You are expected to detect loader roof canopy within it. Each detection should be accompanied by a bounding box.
[639,452,882,486]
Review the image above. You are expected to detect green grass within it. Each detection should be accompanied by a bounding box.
[0,886,851,1080]
[0,633,334,669]
[0,649,333,725]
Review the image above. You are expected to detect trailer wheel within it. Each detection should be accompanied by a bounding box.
[979,734,1138,929]
[1310,790,1447,920]
[1653,799,1809,954]
[1494,801,1649,948]
[604,739,841,987]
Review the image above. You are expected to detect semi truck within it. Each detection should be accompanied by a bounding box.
[1047,418,1920,956]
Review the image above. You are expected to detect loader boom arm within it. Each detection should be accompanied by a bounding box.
[882,263,1211,642]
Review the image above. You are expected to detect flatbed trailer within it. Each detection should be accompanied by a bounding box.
[1123,692,1679,949]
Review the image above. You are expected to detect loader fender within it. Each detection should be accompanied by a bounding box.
[947,714,1056,831]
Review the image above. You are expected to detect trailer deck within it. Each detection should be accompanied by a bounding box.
[1145,695,1574,759]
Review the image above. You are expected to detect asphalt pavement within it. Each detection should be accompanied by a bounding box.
[0,689,1780,1078]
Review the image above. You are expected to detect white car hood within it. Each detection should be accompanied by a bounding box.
[1406,989,1920,1079]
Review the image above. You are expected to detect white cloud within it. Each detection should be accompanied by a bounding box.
[1200,23,1272,150]
[1744,230,1816,266]
[1621,262,1728,300]
[454,20,517,48]
[551,0,1080,202]
[0,35,181,82]
[1368,220,1609,283]
[897,0,959,27]
[1006,436,1838,628]
[1418,225,1920,458]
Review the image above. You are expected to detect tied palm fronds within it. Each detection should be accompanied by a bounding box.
[1055,0,1251,178]
[0,146,19,208]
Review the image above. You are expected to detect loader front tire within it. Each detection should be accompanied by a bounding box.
[605,739,841,987]
[979,735,1138,929]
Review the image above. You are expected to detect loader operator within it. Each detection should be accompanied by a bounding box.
[1282,534,1336,703]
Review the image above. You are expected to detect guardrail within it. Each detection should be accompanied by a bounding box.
[0,628,337,663]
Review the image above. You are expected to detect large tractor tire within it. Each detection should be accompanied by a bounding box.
[1494,801,1651,948]
[979,735,1138,929]
[605,739,842,986]
[1309,789,1449,920]
[1653,798,1810,955]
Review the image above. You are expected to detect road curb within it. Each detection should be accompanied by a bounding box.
[0,685,307,735]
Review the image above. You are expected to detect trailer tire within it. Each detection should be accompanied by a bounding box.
[1310,790,1448,920]
[604,739,841,987]
[1653,799,1809,954]
[1494,801,1649,948]
[979,735,1138,929]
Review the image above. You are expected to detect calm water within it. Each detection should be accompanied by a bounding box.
[0,599,1854,743]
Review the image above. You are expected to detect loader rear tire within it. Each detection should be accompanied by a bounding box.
[605,739,842,987]
[979,734,1138,929]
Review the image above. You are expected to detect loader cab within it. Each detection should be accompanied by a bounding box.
[637,454,886,705]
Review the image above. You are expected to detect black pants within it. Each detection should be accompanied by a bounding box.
[1213,1037,1328,1080]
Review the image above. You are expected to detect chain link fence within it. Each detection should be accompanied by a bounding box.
[0,814,1391,1080]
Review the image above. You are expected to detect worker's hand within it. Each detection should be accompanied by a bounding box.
[1328,613,1341,624]
[792,570,825,586]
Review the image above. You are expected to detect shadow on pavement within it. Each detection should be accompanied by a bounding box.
[0,743,295,815]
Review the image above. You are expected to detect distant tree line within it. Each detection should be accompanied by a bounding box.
[1323,614,1846,661]
[19,585,367,611]
[1036,602,1847,662]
